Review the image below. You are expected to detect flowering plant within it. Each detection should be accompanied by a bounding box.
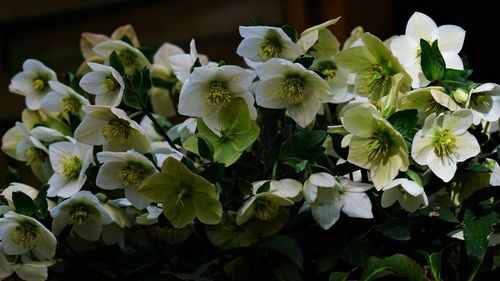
[1,12,499,280]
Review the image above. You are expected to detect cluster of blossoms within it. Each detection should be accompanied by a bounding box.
[1,13,499,280]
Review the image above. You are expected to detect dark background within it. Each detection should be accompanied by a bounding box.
[1,0,498,184]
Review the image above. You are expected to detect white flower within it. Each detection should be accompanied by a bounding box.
[151,143,184,167]
[302,173,373,230]
[136,205,163,225]
[237,26,303,62]
[467,83,500,125]
[236,179,302,225]
[8,59,57,110]
[41,81,90,119]
[412,109,480,182]
[151,42,185,78]
[93,40,150,75]
[0,245,56,281]
[47,140,93,198]
[0,212,56,260]
[79,63,125,107]
[489,160,500,186]
[1,183,55,211]
[96,150,158,210]
[74,105,151,153]
[178,65,257,135]
[167,117,197,143]
[255,58,333,127]
[390,12,465,88]
[296,18,340,53]
[139,115,163,143]
[50,191,112,241]
[170,39,210,83]
[381,178,428,212]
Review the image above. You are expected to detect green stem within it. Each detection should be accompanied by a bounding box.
[483,121,490,134]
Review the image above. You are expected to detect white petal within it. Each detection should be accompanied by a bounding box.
[443,109,472,134]
[96,161,127,190]
[428,156,457,182]
[308,173,336,188]
[454,132,480,162]
[406,12,438,41]
[341,192,373,219]
[381,188,401,208]
[236,37,262,62]
[437,25,465,54]
[73,219,102,241]
[311,203,341,230]
[236,196,257,225]
[303,181,318,203]
[400,179,424,196]
[270,179,303,199]
[442,52,463,70]
[390,35,418,67]
[411,130,435,165]
[339,177,373,192]
[255,77,290,108]
[178,80,212,117]
[57,175,87,198]
[124,188,150,210]
[286,97,321,128]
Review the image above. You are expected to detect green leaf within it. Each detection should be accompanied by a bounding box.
[12,191,36,216]
[281,25,298,42]
[340,236,379,267]
[109,51,125,75]
[359,254,425,281]
[257,235,303,270]
[33,184,49,219]
[375,217,411,241]
[205,213,258,250]
[279,129,327,162]
[388,109,418,140]
[123,88,142,110]
[294,54,314,69]
[428,252,442,281]
[463,211,497,281]
[197,136,214,161]
[4,166,20,186]
[420,39,445,82]
[329,272,348,281]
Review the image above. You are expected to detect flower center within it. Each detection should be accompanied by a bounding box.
[368,131,392,159]
[118,50,136,66]
[368,65,390,94]
[175,187,190,207]
[432,129,457,159]
[57,153,82,179]
[279,75,307,104]
[204,81,232,107]
[258,29,283,61]
[471,93,491,110]
[103,118,132,141]
[32,78,47,92]
[118,161,148,186]
[254,197,279,221]
[24,147,47,165]
[425,101,447,114]
[316,60,338,81]
[104,76,120,91]
[11,220,38,249]
[70,204,92,224]
[62,95,82,116]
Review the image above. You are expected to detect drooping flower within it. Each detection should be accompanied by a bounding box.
[50,191,113,241]
[74,105,151,153]
[8,59,57,110]
[302,173,373,230]
[79,63,125,107]
[296,18,340,53]
[169,39,211,83]
[466,83,500,125]
[93,40,150,75]
[381,178,428,212]
[151,42,185,78]
[335,33,411,102]
[96,150,158,210]
[1,183,55,211]
[236,179,302,225]
[0,212,56,260]
[0,246,56,281]
[178,65,256,134]
[412,109,480,182]
[342,103,409,189]
[237,26,303,62]
[167,117,197,143]
[138,157,222,228]
[47,140,93,198]
[41,81,90,120]
[390,12,465,88]
[255,58,333,127]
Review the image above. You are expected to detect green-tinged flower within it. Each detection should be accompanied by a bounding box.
[79,63,125,107]
[296,17,340,55]
[96,150,158,210]
[93,40,150,75]
[336,33,411,102]
[183,98,259,166]
[8,59,57,110]
[255,58,334,127]
[1,183,55,211]
[412,109,480,182]
[381,178,428,212]
[74,105,151,153]
[50,191,113,241]
[138,157,222,229]
[236,179,302,225]
[237,26,303,62]
[41,81,89,121]
[342,103,409,190]
[302,173,373,229]
[0,212,56,260]
[467,83,500,125]
[47,141,93,198]
[0,245,56,281]
[398,86,461,124]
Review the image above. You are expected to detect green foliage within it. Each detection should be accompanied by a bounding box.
[420,39,445,82]
[359,254,425,281]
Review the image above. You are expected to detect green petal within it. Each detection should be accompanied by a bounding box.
[335,46,375,72]
[193,192,223,225]
[137,172,178,202]
[163,195,196,228]
[229,122,260,151]
[220,98,252,133]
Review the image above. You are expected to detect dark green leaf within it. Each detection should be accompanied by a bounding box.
[375,217,411,241]
[4,166,20,187]
[123,88,142,110]
[463,211,497,280]
[120,35,134,46]
[138,68,152,100]
[388,109,418,140]
[250,16,262,26]
[340,236,379,267]
[428,252,442,281]
[33,184,49,219]
[197,136,214,161]
[12,191,36,216]
[257,235,303,270]
[359,254,425,281]
[279,129,327,162]
[190,58,202,73]
[294,54,315,69]
[109,51,125,75]
[329,272,348,281]
[272,263,302,281]
[420,39,445,81]
[281,25,298,42]
[256,181,271,194]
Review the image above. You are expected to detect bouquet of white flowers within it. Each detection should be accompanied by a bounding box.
[1,12,499,281]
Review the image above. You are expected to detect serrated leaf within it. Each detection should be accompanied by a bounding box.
[12,191,36,216]
[420,39,445,82]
